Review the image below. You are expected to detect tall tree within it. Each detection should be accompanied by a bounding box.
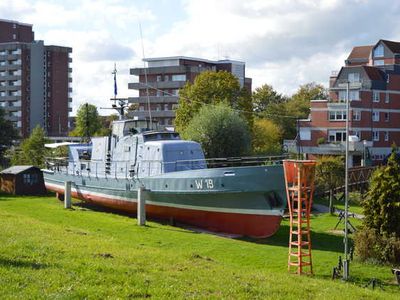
[287,82,327,119]
[252,84,285,113]
[70,103,102,139]
[363,150,400,237]
[96,114,119,136]
[175,71,253,133]
[12,125,48,168]
[182,103,250,158]
[251,118,282,155]
[315,156,345,214]
[0,108,18,164]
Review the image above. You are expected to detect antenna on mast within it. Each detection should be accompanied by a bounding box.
[138,20,153,128]
[100,63,129,119]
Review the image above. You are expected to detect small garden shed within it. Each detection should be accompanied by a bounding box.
[0,166,46,195]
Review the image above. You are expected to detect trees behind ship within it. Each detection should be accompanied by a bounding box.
[181,103,250,158]
[11,126,48,168]
[69,103,102,140]
[175,71,253,134]
[0,108,18,168]
[354,149,400,264]
[254,83,327,140]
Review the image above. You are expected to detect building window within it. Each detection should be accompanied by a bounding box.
[139,105,144,111]
[171,89,179,96]
[172,74,186,81]
[373,44,384,57]
[329,110,347,121]
[328,130,346,142]
[373,131,379,141]
[372,111,380,122]
[374,60,384,66]
[338,90,359,101]
[349,90,359,100]
[23,173,38,185]
[164,75,169,81]
[348,73,360,83]
[164,104,169,111]
[373,91,380,102]
[353,110,361,121]
[384,131,389,142]
[156,90,163,97]
[156,75,162,82]
[13,34,16,40]
[384,112,390,122]
[385,92,390,103]
[156,104,161,111]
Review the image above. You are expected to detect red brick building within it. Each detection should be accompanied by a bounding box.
[0,19,72,138]
[299,40,400,166]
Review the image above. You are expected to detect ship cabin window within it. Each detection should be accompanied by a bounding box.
[144,132,180,141]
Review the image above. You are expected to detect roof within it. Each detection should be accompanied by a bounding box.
[380,40,400,54]
[0,165,38,175]
[143,56,245,65]
[347,45,373,61]
[363,66,385,80]
[0,18,33,27]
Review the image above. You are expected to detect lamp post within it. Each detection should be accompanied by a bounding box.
[344,80,350,280]
[338,81,351,280]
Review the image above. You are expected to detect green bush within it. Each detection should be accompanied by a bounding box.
[181,103,250,158]
[317,137,326,145]
[354,227,400,264]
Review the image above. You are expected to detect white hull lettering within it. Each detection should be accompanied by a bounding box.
[195,179,214,189]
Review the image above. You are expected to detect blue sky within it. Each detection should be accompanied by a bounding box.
[1,0,400,115]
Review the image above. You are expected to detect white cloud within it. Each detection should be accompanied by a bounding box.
[2,0,400,114]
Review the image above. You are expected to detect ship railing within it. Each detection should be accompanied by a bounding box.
[45,158,137,179]
[139,155,287,176]
[45,154,288,179]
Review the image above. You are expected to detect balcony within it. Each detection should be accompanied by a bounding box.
[128,95,178,104]
[330,80,370,90]
[130,65,212,76]
[313,140,371,155]
[128,81,186,90]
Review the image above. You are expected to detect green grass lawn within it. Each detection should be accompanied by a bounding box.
[0,193,398,299]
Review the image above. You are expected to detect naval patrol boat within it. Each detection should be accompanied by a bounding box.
[43,113,286,238]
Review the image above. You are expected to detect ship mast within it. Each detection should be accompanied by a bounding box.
[101,63,129,119]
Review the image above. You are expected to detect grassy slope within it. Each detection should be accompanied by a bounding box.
[0,194,398,299]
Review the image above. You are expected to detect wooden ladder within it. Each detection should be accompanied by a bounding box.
[283,160,316,275]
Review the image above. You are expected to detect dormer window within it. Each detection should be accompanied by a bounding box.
[374,44,384,58]
[348,73,360,83]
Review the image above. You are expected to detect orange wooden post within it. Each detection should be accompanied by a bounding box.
[283,160,316,275]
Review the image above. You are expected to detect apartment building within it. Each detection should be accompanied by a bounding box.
[128,56,252,128]
[299,39,400,166]
[0,19,72,138]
